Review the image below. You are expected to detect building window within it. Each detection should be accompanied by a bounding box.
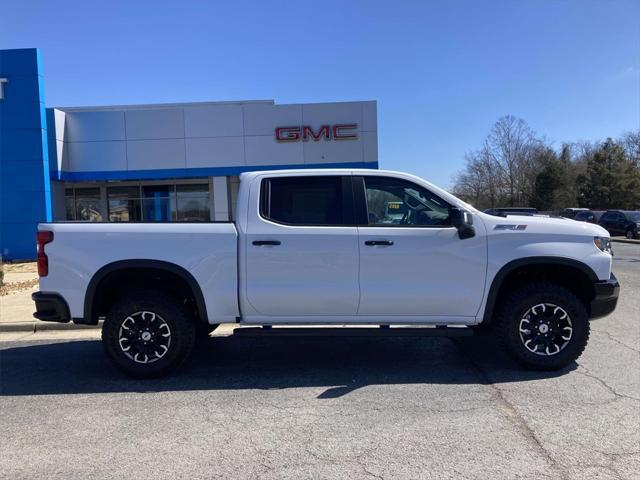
[175,184,209,221]
[105,183,210,222]
[108,186,142,222]
[65,187,104,221]
[142,185,174,222]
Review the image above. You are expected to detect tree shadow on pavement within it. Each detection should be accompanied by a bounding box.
[0,335,577,398]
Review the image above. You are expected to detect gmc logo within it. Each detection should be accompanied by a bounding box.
[275,124,358,142]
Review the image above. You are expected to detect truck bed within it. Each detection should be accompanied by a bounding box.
[38,222,239,323]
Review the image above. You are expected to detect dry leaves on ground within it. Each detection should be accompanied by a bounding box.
[0,279,39,296]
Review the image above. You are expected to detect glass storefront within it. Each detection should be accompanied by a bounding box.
[175,184,210,221]
[65,187,104,221]
[65,182,211,222]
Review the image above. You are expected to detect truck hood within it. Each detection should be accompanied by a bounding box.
[478,213,610,237]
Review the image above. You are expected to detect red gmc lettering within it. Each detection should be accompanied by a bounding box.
[302,125,330,141]
[275,124,358,142]
[332,124,358,140]
[275,126,301,141]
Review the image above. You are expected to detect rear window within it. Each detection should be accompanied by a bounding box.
[260,176,349,226]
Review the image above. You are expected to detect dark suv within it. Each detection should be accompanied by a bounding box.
[598,210,640,239]
[573,210,599,224]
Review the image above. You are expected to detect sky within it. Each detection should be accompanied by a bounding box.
[1,0,639,187]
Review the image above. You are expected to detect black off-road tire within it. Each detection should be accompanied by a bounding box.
[102,291,196,378]
[496,282,590,371]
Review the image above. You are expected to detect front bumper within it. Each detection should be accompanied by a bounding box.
[32,292,71,323]
[590,273,620,319]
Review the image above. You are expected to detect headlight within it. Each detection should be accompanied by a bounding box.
[594,236,612,253]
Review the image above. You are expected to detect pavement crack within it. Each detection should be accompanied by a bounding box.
[362,465,384,480]
[593,329,640,354]
[451,340,568,480]
[575,366,640,402]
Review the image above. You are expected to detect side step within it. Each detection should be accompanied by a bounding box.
[232,327,473,338]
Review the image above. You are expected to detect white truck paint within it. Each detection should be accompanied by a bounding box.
[33,169,620,376]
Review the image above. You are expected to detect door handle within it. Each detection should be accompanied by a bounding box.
[252,240,281,246]
[364,240,394,246]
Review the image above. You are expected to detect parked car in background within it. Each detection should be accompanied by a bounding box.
[573,210,598,224]
[483,207,538,217]
[598,210,640,239]
[561,208,589,219]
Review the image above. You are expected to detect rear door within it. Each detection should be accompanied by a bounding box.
[243,175,360,317]
[599,212,614,233]
[615,212,628,234]
[354,175,487,319]
[602,212,622,235]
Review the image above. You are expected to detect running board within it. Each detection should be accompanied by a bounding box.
[232,327,473,338]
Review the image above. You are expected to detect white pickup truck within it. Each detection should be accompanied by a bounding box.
[33,169,619,377]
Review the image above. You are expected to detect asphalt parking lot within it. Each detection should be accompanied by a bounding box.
[1,243,638,480]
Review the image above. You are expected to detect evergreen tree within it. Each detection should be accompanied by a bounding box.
[578,139,640,209]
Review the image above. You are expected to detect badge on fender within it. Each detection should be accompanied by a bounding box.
[494,224,528,231]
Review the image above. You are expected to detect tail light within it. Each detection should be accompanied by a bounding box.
[37,231,54,277]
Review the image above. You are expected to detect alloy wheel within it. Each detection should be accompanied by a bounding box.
[118,311,172,364]
[518,303,573,356]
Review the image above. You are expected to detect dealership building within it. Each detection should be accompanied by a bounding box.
[0,48,378,260]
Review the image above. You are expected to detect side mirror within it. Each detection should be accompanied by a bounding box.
[450,207,476,240]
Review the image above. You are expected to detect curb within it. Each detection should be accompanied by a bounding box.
[611,237,640,245]
[0,321,100,333]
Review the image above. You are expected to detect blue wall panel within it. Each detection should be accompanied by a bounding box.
[0,129,45,162]
[0,48,52,260]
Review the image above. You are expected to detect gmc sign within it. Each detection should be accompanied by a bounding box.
[275,124,358,142]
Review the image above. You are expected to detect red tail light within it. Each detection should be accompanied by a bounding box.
[37,231,54,277]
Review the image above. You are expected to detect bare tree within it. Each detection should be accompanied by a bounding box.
[453,116,542,209]
[621,130,640,170]
[481,115,540,206]
[453,121,639,211]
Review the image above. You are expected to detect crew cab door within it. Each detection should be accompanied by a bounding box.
[243,175,359,318]
[354,175,486,319]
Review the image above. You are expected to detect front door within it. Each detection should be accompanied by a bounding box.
[355,175,487,319]
[244,175,360,318]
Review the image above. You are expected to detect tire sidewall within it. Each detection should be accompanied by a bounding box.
[102,293,196,378]
[500,285,589,370]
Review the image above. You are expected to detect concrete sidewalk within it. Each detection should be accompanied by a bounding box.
[0,284,98,332]
[612,236,640,245]
[1,263,58,332]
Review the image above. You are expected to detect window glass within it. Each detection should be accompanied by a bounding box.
[176,184,210,221]
[262,176,344,225]
[142,185,174,222]
[65,189,76,220]
[108,186,142,222]
[363,176,451,226]
[575,211,592,220]
[74,188,103,221]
